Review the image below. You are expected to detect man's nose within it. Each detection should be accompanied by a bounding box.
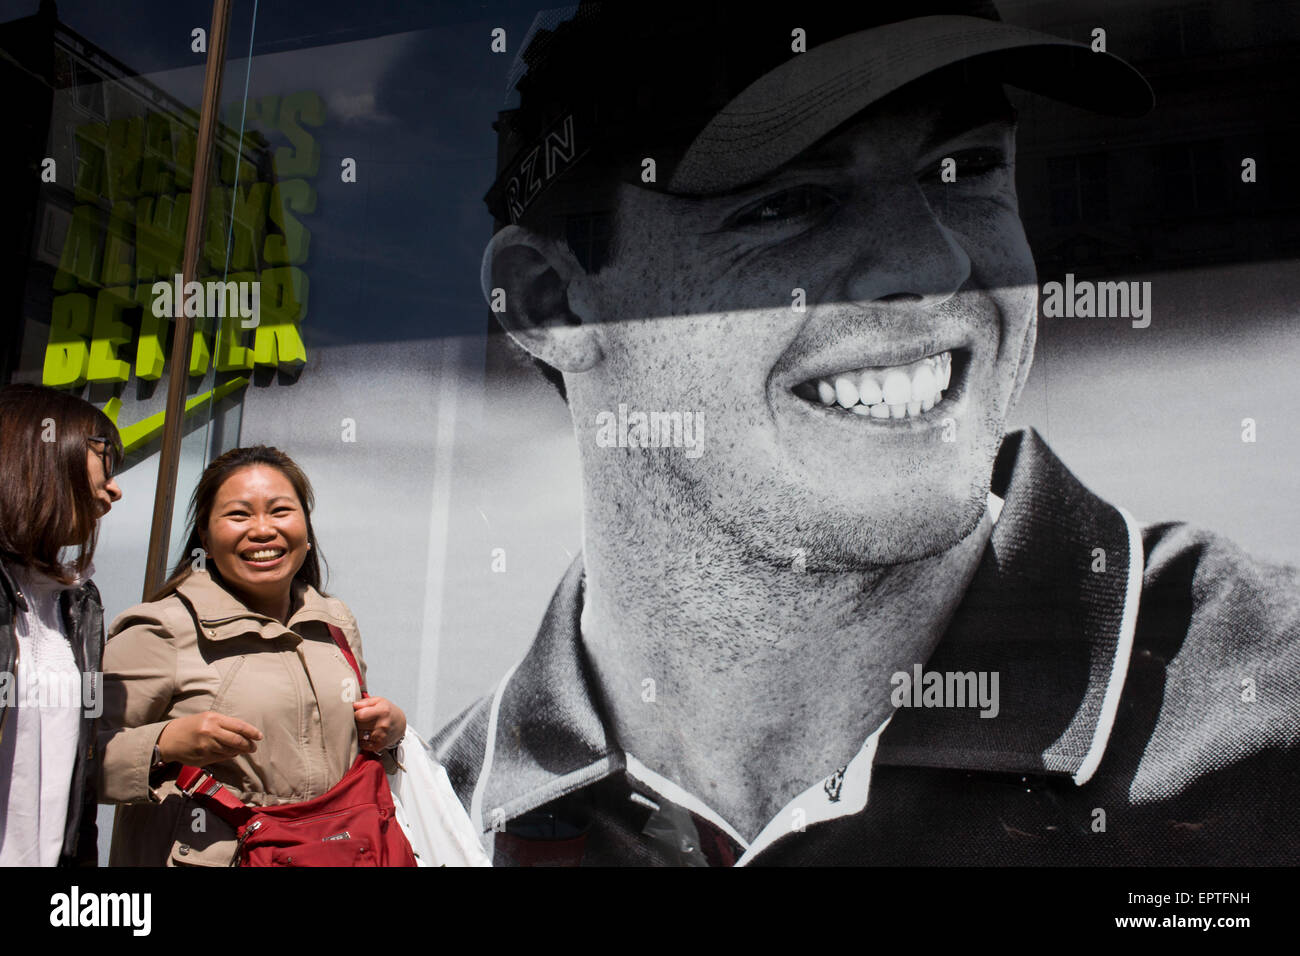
[836,182,971,309]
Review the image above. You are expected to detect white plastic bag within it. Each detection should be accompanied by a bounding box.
[387,729,491,867]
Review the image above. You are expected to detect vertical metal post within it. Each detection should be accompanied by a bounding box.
[141,0,233,599]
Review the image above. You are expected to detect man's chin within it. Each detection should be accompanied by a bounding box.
[737,482,992,573]
[826,501,987,570]
[769,424,1004,570]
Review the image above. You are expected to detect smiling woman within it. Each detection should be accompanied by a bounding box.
[96,445,410,866]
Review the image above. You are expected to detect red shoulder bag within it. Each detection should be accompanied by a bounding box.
[175,624,417,867]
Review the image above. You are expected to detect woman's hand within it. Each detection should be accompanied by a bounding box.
[156,711,264,765]
[353,697,406,752]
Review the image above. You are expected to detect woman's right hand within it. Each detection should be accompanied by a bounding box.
[156,712,264,765]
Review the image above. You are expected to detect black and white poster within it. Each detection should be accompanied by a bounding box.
[1,0,1296,925]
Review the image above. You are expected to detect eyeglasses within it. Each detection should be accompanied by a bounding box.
[87,436,117,479]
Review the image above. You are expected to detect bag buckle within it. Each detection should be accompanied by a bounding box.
[177,768,223,800]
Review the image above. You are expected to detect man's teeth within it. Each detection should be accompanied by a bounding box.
[813,352,952,419]
[245,549,284,561]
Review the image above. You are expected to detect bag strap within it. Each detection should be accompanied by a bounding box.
[176,622,368,825]
[326,623,367,697]
[175,764,253,828]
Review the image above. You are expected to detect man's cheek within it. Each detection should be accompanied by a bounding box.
[724,246,843,312]
[998,247,1037,290]
[951,204,1033,271]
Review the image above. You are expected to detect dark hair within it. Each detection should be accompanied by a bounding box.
[492,9,643,403]
[0,383,123,584]
[153,445,327,602]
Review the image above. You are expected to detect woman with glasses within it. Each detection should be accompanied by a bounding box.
[0,383,123,866]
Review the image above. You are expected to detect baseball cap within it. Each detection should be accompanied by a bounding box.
[485,0,1154,224]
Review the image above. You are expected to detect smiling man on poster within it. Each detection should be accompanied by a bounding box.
[434,1,1300,866]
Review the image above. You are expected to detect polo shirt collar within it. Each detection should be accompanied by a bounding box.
[474,428,1143,828]
[873,428,1143,785]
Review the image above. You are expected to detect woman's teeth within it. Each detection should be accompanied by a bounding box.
[244,549,285,561]
[810,352,952,419]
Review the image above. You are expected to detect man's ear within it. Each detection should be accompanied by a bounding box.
[480,225,602,373]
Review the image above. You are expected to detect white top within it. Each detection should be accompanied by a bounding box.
[0,562,87,867]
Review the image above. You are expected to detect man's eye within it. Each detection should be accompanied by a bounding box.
[923,148,1010,182]
[727,184,840,228]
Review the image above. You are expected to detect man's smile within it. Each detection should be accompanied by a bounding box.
[773,314,984,434]
[791,349,965,420]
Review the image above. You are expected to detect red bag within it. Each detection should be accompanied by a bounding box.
[175,625,417,867]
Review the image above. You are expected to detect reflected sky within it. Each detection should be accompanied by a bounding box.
[0,0,555,345]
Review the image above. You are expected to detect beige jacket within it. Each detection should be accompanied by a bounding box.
[98,570,382,866]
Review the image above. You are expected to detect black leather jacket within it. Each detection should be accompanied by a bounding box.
[0,559,102,866]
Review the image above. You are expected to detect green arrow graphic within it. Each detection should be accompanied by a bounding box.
[103,377,250,454]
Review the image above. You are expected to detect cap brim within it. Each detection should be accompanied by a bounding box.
[668,14,1154,195]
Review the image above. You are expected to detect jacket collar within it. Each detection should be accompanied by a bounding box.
[1,558,99,613]
[476,428,1143,821]
[175,570,345,641]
